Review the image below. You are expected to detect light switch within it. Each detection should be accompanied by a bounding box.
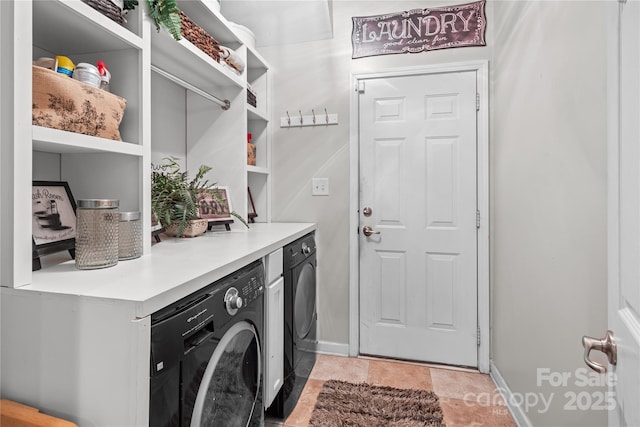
[311,178,329,196]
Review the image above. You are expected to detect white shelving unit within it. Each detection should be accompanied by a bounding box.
[1,1,274,425]
[150,29,244,91]
[1,1,150,422]
[149,0,272,225]
[0,0,272,288]
[1,0,150,287]
[247,47,271,222]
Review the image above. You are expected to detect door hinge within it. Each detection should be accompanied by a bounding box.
[477,326,481,346]
[357,81,365,93]
[476,210,481,229]
[476,93,480,111]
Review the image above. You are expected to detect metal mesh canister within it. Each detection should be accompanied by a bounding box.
[75,199,119,270]
[118,211,142,260]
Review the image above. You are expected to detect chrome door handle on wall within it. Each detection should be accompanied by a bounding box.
[362,226,380,237]
[582,330,617,374]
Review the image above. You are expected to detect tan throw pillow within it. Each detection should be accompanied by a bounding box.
[32,65,127,141]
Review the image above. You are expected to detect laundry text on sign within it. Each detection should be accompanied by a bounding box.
[351,0,486,59]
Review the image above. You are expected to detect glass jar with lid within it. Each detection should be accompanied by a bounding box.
[75,199,119,270]
[118,211,142,260]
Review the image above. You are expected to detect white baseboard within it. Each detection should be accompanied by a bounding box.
[490,361,532,427]
[317,340,349,356]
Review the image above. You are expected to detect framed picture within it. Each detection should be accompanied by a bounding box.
[32,181,77,269]
[199,186,233,221]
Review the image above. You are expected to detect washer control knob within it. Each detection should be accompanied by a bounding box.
[224,287,243,315]
[231,296,243,310]
[302,242,311,255]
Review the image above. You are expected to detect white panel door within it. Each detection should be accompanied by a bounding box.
[358,71,478,367]
[604,1,640,424]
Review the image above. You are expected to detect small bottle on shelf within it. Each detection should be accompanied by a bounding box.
[247,133,256,166]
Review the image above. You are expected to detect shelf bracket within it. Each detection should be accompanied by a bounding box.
[151,65,231,110]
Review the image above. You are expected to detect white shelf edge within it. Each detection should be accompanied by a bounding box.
[247,165,270,175]
[174,2,270,70]
[58,0,144,50]
[151,29,244,91]
[246,47,269,71]
[247,105,269,122]
[176,38,245,88]
[33,126,144,156]
[177,0,241,46]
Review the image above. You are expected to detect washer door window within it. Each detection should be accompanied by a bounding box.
[294,262,317,340]
[190,322,261,427]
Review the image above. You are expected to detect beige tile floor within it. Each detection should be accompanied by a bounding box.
[266,354,517,427]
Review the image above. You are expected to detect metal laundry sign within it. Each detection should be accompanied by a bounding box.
[351,0,486,59]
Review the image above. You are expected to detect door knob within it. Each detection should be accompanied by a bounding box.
[582,330,617,374]
[362,225,380,237]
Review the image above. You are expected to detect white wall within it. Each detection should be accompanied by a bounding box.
[491,2,607,426]
[261,1,608,425]
[260,0,493,345]
[0,0,4,287]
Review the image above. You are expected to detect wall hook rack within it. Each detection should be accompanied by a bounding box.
[280,109,339,128]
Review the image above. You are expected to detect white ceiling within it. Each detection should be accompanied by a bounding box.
[220,0,334,47]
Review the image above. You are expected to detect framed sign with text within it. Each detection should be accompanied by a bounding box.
[199,186,235,231]
[199,186,233,221]
[351,0,486,59]
[32,181,77,270]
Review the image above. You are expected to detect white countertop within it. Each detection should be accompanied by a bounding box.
[22,222,315,317]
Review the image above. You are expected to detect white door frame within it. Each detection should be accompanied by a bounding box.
[348,61,490,373]
[606,4,620,424]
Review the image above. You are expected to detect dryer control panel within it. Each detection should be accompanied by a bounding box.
[284,232,316,270]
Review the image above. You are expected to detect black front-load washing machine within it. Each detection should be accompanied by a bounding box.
[149,260,265,427]
[267,232,317,419]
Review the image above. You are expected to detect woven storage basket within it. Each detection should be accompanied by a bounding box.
[32,66,127,141]
[81,0,125,25]
[165,219,208,238]
[180,11,221,63]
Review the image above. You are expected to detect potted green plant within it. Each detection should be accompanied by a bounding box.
[145,0,182,40]
[151,157,247,237]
